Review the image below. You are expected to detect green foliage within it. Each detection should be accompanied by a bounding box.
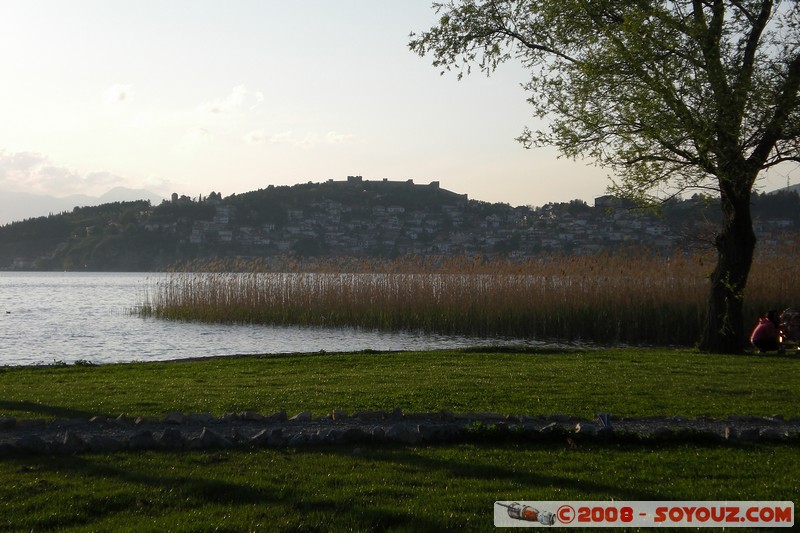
[752,190,800,224]
[411,1,800,202]
[0,200,173,270]
[151,199,215,222]
[410,0,800,353]
[0,215,70,264]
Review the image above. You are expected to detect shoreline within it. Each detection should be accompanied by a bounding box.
[0,343,597,368]
[2,343,796,370]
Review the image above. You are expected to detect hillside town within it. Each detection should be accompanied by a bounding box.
[155,176,797,258]
[1,175,799,271]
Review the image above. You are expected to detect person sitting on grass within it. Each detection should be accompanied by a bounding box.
[750,310,780,353]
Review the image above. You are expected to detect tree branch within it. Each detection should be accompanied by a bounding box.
[732,1,773,118]
[748,52,800,168]
[492,26,578,64]
[728,0,759,25]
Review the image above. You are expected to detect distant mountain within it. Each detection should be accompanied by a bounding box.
[775,183,800,195]
[99,187,164,204]
[0,187,163,226]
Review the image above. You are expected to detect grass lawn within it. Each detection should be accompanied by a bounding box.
[1,347,798,531]
[1,443,796,532]
[1,347,798,420]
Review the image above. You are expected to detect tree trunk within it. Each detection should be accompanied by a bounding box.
[699,185,757,354]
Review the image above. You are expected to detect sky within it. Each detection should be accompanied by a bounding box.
[0,1,795,210]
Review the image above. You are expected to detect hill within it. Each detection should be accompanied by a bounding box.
[1,176,798,271]
[0,187,164,226]
[775,183,800,195]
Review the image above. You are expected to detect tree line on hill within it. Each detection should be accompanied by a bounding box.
[0,180,798,271]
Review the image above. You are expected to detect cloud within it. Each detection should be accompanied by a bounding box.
[0,151,48,176]
[35,165,83,192]
[188,86,265,149]
[0,149,128,196]
[274,132,318,148]
[142,174,176,196]
[84,171,124,188]
[326,131,356,144]
[174,127,213,152]
[296,133,318,148]
[244,130,309,147]
[104,84,134,104]
[198,85,264,116]
[243,130,357,148]
[242,129,267,145]
[268,131,295,144]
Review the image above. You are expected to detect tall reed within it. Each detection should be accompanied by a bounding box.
[139,246,800,346]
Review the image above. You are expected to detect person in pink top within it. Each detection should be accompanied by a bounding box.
[750,310,780,353]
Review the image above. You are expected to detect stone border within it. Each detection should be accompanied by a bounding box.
[1,410,798,456]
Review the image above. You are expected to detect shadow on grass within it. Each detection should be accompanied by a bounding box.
[23,452,446,531]
[313,444,664,502]
[9,441,797,531]
[0,400,99,420]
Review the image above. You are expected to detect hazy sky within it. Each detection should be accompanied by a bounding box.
[0,1,795,207]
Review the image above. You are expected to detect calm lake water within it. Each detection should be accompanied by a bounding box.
[0,272,536,366]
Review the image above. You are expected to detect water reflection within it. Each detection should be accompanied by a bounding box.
[0,272,538,366]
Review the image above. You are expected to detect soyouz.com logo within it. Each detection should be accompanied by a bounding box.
[493,501,794,528]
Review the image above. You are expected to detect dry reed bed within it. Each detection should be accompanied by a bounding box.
[139,249,800,345]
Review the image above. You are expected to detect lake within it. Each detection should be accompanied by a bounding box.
[0,272,537,366]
